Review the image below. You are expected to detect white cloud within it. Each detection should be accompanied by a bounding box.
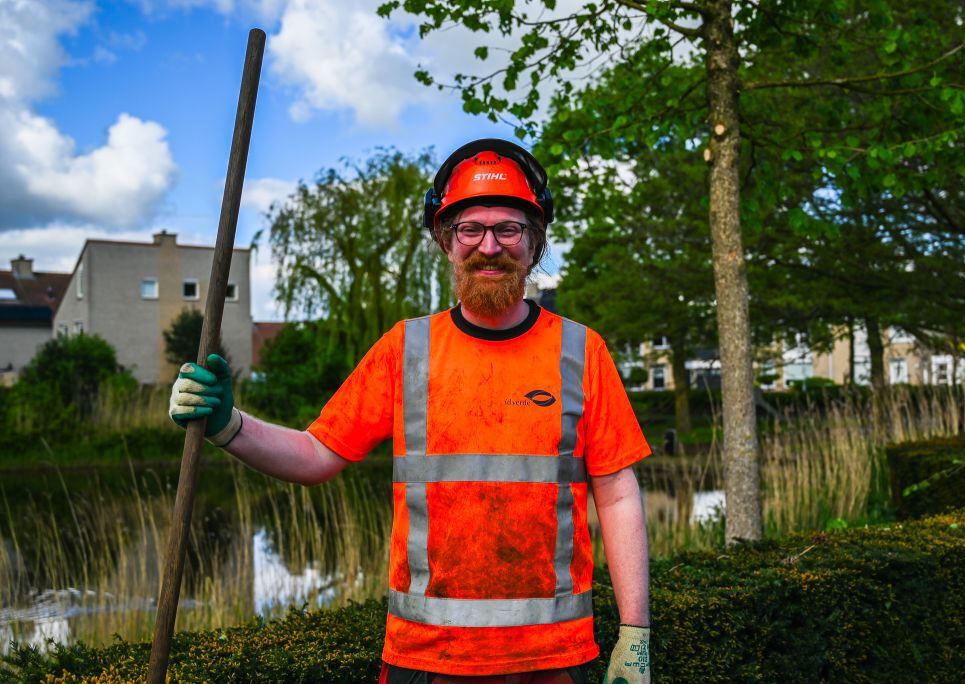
[263,0,641,131]
[268,0,432,127]
[0,0,177,230]
[241,177,297,215]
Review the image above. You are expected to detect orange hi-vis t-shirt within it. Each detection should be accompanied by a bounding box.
[308,301,650,676]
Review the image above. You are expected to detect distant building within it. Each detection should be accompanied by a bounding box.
[54,231,253,383]
[252,321,286,369]
[637,326,961,392]
[0,256,71,385]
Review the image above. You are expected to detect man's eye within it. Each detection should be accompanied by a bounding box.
[459,224,484,235]
[495,224,521,237]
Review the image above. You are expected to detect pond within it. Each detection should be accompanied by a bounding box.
[0,455,721,653]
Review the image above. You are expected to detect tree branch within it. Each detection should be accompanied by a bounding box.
[743,42,964,91]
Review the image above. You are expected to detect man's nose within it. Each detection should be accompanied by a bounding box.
[477,228,502,256]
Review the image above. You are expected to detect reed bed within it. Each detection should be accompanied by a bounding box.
[760,385,963,535]
[0,461,391,653]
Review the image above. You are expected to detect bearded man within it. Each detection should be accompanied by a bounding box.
[169,139,653,684]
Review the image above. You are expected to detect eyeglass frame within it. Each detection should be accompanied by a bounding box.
[447,220,531,247]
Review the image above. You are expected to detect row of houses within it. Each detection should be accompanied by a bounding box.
[1,232,281,386]
[629,328,964,392]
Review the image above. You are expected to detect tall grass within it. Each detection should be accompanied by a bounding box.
[761,385,963,534]
[0,461,390,652]
[606,385,965,559]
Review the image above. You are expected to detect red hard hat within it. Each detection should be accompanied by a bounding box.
[437,151,542,224]
[424,138,554,230]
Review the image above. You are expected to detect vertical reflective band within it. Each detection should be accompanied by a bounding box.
[403,318,431,595]
[555,319,587,598]
[403,318,430,455]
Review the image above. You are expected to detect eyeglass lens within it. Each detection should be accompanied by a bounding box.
[453,221,525,246]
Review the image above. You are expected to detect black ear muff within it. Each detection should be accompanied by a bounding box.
[423,188,441,229]
[537,186,554,224]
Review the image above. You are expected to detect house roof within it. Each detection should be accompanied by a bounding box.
[0,268,71,326]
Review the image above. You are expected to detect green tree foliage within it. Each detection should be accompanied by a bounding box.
[242,321,351,427]
[551,135,717,434]
[162,308,230,368]
[264,148,452,369]
[5,334,135,435]
[378,0,963,541]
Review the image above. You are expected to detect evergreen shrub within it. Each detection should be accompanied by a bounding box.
[887,434,965,520]
[4,513,962,683]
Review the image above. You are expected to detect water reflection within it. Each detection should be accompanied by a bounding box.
[253,528,337,614]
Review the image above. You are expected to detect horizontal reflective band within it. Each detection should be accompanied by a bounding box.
[388,589,593,628]
[394,453,586,484]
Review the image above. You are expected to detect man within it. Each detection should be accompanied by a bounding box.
[170,139,652,683]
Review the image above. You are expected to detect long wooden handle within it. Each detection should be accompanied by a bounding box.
[147,28,266,684]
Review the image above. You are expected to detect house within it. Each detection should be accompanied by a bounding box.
[54,231,253,383]
[0,256,71,385]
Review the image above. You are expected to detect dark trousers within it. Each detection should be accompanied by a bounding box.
[380,663,589,684]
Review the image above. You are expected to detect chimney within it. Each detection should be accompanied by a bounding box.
[11,255,34,279]
[153,230,177,247]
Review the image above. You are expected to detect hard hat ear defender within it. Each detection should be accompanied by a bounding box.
[423,139,554,231]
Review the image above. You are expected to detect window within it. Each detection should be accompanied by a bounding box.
[935,362,949,385]
[74,320,84,335]
[57,323,68,336]
[141,278,158,299]
[783,359,814,389]
[77,263,84,299]
[183,279,199,300]
[890,357,908,384]
[225,282,238,301]
[653,336,670,350]
[652,365,666,390]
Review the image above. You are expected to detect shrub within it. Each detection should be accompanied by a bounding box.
[162,308,230,368]
[4,513,963,683]
[241,321,350,427]
[2,334,135,436]
[887,434,965,520]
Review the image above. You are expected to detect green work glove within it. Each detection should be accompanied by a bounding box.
[603,625,651,684]
[168,353,242,447]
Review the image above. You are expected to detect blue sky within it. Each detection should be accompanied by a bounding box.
[1,0,566,321]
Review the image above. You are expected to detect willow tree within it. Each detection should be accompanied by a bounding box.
[378,0,963,542]
[265,149,452,368]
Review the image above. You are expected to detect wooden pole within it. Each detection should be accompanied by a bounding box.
[147,28,265,684]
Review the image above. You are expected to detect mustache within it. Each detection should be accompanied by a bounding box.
[461,252,523,273]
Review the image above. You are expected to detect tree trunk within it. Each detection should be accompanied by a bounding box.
[704,0,763,543]
[864,316,886,392]
[670,346,692,434]
[848,318,856,385]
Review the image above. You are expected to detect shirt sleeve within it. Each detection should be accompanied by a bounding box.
[306,323,402,461]
[581,331,651,477]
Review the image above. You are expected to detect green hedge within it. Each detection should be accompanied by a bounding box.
[887,435,965,520]
[4,513,963,683]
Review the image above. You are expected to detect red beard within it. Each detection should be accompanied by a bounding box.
[453,251,527,319]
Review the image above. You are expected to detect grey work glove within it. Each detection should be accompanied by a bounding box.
[168,353,242,447]
[603,625,651,684]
